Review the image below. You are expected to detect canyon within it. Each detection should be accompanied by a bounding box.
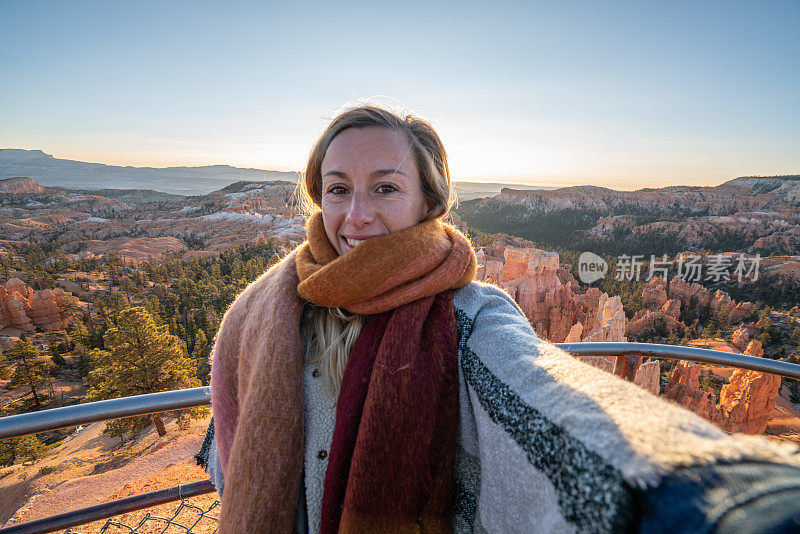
[457,175,800,256]
[1,177,796,438]
[0,177,306,262]
[473,240,790,436]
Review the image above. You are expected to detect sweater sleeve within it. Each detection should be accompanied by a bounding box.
[452,281,800,533]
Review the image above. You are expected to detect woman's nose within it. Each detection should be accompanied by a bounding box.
[346,192,375,227]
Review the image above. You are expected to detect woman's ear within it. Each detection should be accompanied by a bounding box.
[421,199,435,221]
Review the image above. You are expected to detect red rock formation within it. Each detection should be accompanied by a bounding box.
[475,245,627,344]
[633,360,661,396]
[613,353,643,381]
[667,278,712,309]
[28,289,70,331]
[664,279,751,324]
[623,277,749,338]
[0,282,34,332]
[728,301,753,324]
[663,362,713,420]
[564,323,583,343]
[627,309,684,336]
[484,260,504,284]
[0,176,47,194]
[716,341,781,435]
[582,293,627,342]
[663,340,781,434]
[661,299,681,319]
[641,277,668,309]
[731,324,751,350]
[627,276,687,337]
[0,278,74,334]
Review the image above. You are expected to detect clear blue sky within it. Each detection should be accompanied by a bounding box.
[1,0,798,189]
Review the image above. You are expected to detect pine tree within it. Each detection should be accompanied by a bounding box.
[86,306,202,440]
[16,435,49,463]
[68,319,90,348]
[0,348,8,380]
[4,336,50,409]
[192,328,211,384]
[59,296,82,324]
[666,331,680,346]
[47,332,67,366]
[0,435,49,466]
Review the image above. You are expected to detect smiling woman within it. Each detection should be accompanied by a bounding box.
[200,105,800,534]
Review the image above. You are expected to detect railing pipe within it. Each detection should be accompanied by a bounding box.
[556,342,800,380]
[0,387,211,440]
[0,480,215,534]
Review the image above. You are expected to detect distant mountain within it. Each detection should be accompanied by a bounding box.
[0,149,299,196]
[453,181,552,201]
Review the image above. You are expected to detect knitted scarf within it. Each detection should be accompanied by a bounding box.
[212,212,476,533]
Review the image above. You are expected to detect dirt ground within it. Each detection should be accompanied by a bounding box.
[0,411,213,530]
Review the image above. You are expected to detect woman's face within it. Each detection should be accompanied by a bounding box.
[320,127,430,255]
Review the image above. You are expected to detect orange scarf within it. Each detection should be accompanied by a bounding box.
[296,212,476,314]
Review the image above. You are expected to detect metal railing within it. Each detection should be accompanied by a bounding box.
[557,342,800,379]
[1,342,799,534]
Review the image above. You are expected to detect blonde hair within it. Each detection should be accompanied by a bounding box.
[301,104,454,397]
[306,306,363,397]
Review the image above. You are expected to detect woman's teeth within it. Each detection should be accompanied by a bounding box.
[346,237,365,247]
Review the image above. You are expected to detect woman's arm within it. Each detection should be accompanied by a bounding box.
[452,282,800,533]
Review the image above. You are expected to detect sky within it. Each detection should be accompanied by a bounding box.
[1,0,798,190]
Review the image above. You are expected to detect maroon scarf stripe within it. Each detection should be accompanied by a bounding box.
[320,291,459,533]
[320,311,391,533]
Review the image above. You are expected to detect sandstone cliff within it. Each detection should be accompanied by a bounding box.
[475,244,627,344]
[0,278,74,336]
[0,177,48,194]
[716,341,781,435]
[662,340,781,435]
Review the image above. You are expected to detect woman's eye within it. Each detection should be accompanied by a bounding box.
[377,184,397,194]
[326,185,348,195]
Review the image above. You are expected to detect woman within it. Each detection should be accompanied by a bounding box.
[201,105,800,533]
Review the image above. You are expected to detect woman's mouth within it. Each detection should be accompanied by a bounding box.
[346,237,366,248]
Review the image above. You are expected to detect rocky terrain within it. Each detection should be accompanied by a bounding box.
[0,177,306,262]
[475,241,627,344]
[1,171,799,527]
[0,278,76,343]
[0,413,214,530]
[473,242,797,437]
[664,340,782,435]
[628,275,753,337]
[457,175,800,255]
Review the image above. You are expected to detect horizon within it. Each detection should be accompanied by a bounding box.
[5,147,796,193]
[1,2,799,190]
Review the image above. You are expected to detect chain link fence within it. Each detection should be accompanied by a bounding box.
[64,497,219,534]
